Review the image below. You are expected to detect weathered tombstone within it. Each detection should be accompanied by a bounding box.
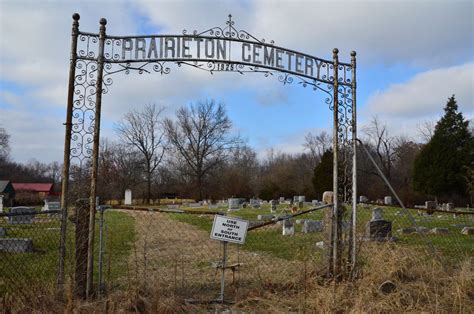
[384,196,392,205]
[0,238,34,253]
[359,195,368,203]
[430,227,449,235]
[279,197,285,203]
[302,220,324,233]
[282,219,294,236]
[366,207,392,241]
[257,214,274,221]
[270,199,277,213]
[461,227,474,235]
[298,196,305,209]
[322,191,334,204]
[228,198,240,211]
[8,207,36,224]
[0,195,3,213]
[0,227,6,237]
[124,189,132,205]
[425,201,437,209]
[250,198,261,209]
[312,200,319,206]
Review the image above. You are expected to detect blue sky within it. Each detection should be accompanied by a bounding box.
[0,0,473,163]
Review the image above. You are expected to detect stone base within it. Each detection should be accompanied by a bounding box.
[0,238,34,252]
[366,220,392,241]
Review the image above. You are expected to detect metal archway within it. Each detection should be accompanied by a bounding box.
[58,13,357,295]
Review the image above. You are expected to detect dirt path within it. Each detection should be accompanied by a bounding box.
[114,210,319,301]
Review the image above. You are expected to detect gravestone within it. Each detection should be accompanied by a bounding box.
[270,200,277,213]
[359,195,368,203]
[8,207,36,224]
[0,195,3,213]
[282,219,294,236]
[124,189,132,205]
[302,220,324,233]
[208,204,218,210]
[366,207,391,241]
[461,227,474,235]
[322,191,333,204]
[430,227,449,235]
[257,214,274,221]
[42,199,49,211]
[384,196,392,205]
[295,219,307,224]
[0,238,34,253]
[228,198,240,211]
[279,197,285,203]
[312,200,319,206]
[425,201,437,209]
[0,227,6,237]
[250,198,261,209]
[298,196,305,209]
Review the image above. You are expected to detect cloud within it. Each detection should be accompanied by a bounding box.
[365,63,474,118]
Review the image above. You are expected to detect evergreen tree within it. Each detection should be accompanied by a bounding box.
[413,95,473,200]
[312,149,333,199]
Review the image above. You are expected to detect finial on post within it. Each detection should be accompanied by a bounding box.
[72,13,80,21]
[351,50,356,57]
[99,18,107,26]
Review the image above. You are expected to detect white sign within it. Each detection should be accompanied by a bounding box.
[210,215,249,244]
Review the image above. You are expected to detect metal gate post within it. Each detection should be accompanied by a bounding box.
[57,13,80,291]
[331,48,341,278]
[86,17,107,299]
[349,51,358,270]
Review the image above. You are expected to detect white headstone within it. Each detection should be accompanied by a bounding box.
[359,195,368,203]
[124,189,132,205]
[42,199,49,211]
[279,197,285,203]
[371,207,384,221]
[282,219,294,236]
[298,196,305,203]
[384,196,392,205]
[0,195,3,213]
[228,198,240,211]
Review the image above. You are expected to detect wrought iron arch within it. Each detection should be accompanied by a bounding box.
[58,13,357,293]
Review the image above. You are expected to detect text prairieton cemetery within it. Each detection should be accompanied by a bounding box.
[119,36,328,79]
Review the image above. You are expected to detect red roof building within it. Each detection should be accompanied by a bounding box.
[12,183,54,198]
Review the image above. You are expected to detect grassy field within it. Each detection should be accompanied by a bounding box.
[0,209,135,294]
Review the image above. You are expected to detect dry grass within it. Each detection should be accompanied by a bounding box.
[2,210,473,313]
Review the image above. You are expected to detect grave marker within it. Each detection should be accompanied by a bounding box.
[124,189,132,205]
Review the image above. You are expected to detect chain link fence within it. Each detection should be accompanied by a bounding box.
[1,201,473,311]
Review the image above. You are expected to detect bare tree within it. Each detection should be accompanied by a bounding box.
[362,117,397,182]
[116,104,166,203]
[163,100,241,200]
[417,119,436,143]
[0,127,10,160]
[303,131,331,165]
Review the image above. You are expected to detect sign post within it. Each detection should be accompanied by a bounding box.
[210,215,249,303]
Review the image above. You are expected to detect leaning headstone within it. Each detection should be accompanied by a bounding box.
[384,196,392,205]
[0,195,4,213]
[302,220,324,233]
[282,219,294,236]
[228,198,240,211]
[461,227,474,235]
[124,189,132,205]
[0,238,34,252]
[0,227,6,237]
[366,207,391,241]
[8,207,36,224]
[359,195,368,203]
[430,227,449,235]
[322,191,334,204]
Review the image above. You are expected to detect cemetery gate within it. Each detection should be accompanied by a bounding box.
[59,13,357,298]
